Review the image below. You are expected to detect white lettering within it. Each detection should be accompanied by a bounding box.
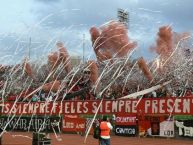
[92,102,97,113]
[183,99,190,113]
[167,99,173,113]
[125,101,131,113]
[65,102,70,113]
[174,99,181,113]
[23,104,28,114]
[39,103,45,113]
[159,100,165,113]
[83,102,88,113]
[145,100,150,113]
[112,101,118,112]
[152,100,158,113]
[132,101,137,113]
[119,100,124,112]
[116,127,135,135]
[105,101,111,113]
[77,102,82,114]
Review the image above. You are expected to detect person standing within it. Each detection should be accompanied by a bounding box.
[100,116,113,145]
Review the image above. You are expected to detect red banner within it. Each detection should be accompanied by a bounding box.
[0,102,62,115]
[62,117,85,132]
[1,97,193,115]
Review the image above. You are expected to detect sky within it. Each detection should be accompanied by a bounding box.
[0,0,193,65]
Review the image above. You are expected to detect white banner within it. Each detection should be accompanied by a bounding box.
[160,120,174,137]
[175,120,193,137]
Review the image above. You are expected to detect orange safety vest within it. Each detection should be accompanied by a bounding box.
[100,121,110,136]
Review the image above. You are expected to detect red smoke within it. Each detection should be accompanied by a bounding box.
[90,27,100,48]
[23,58,33,78]
[48,52,59,70]
[48,42,72,73]
[155,26,173,58]
[87,60,99,85]
[57,42,72,73]
[137,57,153,81]
[151,27,190,58]
[94,48,112,62]
[90,20,137,62]
[42,80,61,92]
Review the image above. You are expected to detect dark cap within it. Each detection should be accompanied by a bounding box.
[102,115,108,121]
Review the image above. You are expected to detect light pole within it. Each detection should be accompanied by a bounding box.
[83,34,85,63]
[28,37,31,60]
[117,8,129,29]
